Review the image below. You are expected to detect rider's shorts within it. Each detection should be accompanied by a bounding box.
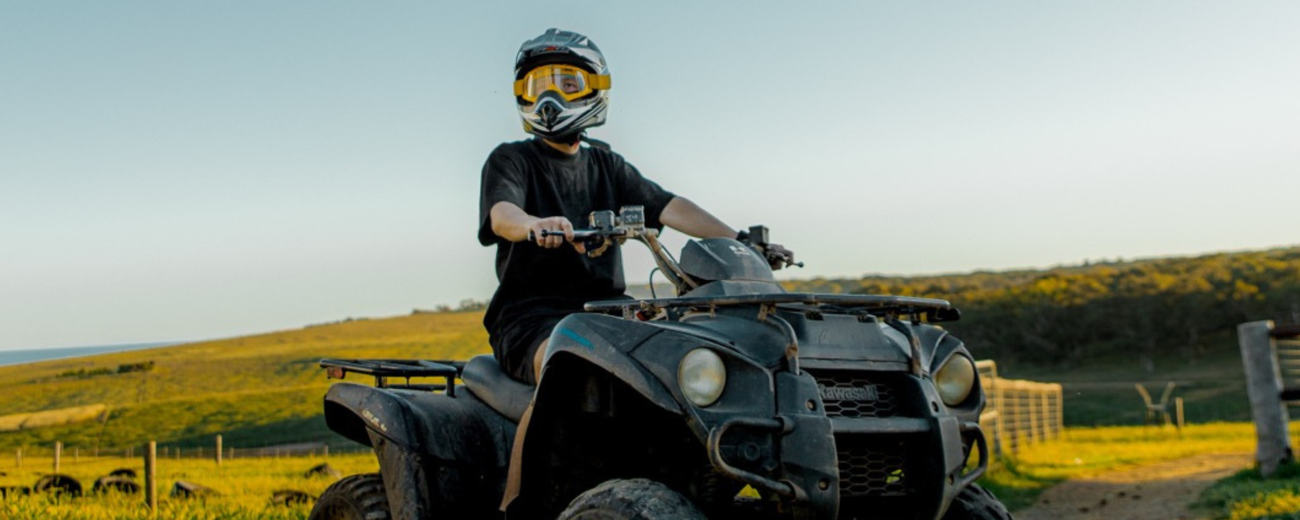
[491,311,568,385]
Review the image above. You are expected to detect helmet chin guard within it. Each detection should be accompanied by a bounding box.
[514,28,610,140]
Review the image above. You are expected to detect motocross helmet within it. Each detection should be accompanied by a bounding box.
[514,28,611,141]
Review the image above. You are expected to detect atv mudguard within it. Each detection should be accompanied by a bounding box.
[322,383,514,519]
[504,313,689,519]
[538,312,684,412]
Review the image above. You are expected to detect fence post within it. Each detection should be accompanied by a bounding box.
[145,441,157,515]
[216,435,222,467]
[53,441,61,474]
[1039,391,1050,442]
[1027,386,1039,445]
[1239,320,1293,477]
[1175,397,1185,431]
[15,448,21,468]
[1055,385,1064,440]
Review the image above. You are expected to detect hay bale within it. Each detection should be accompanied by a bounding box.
[0,486,32,499]
[270,489,314,506]
[171,480,219,499]
[304,463,342,479]
[108,468,137,479]
[33,474,82,497]
[93,476,141,494]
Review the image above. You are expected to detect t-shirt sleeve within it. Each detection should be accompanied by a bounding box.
[478,145,527,246]
[613,156,676,230]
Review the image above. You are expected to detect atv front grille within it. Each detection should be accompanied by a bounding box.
[836,436,909,498]
[809,370,899,418]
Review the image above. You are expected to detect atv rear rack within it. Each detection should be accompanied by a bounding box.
[319,358,463,395]
[585,293,960,323]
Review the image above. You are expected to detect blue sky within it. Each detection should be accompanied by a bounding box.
[2,2,1297,350]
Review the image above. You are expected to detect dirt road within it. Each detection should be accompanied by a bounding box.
[1015,452,1251,520]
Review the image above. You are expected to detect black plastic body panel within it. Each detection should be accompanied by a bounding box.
[322,383,514,519]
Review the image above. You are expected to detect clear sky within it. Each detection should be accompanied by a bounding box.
[2,2,1297,351]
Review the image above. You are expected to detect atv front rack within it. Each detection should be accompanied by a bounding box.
[319,358,463,396]
[585,293,960,323]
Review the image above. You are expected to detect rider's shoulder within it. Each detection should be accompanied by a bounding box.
[489,139,538,156]
[581,141,629,167]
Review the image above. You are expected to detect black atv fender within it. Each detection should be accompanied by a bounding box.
[537,313,683,412]
[506,313,689,520]
[322,383,514,519]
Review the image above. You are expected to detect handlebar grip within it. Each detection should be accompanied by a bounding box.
[527,229,600,242]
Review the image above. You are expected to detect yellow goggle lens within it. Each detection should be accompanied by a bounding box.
[514,65,610,102]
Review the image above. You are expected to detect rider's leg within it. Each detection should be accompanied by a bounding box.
[532,338,550,383]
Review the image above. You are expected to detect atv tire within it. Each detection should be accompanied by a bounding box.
[557,478,707,520]
[308,473,391,520]
[942,484,1014,520]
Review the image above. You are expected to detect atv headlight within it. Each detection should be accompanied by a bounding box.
[679,348,727,407]
[935,355,976,406]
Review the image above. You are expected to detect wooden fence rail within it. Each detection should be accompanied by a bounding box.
[977,360,1064,458]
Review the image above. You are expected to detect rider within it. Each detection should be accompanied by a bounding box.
[479,28,791,385]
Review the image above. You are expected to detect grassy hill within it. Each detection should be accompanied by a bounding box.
[0,311,490,452]
[3,245,1296,452]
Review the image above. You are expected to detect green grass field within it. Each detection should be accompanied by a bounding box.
[1199,462,1300,520]
[980,422,1257,510]
[0,311,490,452]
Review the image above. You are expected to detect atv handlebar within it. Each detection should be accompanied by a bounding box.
[526,228,625,243]
[524,207,800,295]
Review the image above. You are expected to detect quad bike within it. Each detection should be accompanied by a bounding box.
[310,206,1012,520]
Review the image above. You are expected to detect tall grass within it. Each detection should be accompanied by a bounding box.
[0,453,379,520]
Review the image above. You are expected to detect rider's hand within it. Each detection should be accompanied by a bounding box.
[766,243,795,270]
[528,216,586,254]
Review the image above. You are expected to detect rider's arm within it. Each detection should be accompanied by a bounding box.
[489,201,538,242]
[489,201,583,251]
[659,197,738,239]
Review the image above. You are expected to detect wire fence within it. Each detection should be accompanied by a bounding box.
[977,360,1064,457]
[7,439,373,470]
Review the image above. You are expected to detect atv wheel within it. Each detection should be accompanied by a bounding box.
[308,473,391,520]
[558,478,708,520]
[942,484,1014,520]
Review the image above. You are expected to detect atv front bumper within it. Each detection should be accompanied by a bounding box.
[703,375,989,520]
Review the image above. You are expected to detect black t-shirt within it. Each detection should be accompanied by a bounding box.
[478,138,676,338]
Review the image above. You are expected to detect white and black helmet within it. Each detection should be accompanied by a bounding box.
[513,28,611,141]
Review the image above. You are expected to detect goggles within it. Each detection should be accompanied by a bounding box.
[514,64,611,103]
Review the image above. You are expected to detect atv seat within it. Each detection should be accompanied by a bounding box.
[462,355,534,423]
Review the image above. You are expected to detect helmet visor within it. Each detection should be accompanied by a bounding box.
[514,64,610,103]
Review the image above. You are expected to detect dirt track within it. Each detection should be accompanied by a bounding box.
[1015,452,1251,520]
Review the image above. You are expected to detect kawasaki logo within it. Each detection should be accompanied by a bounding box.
[818,385,879,402]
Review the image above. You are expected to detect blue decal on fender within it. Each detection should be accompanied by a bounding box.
[558,327,594,349]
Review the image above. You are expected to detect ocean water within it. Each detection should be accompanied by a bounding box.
[0,342,178,367]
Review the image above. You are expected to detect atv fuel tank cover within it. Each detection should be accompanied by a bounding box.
[679,238,776,283]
